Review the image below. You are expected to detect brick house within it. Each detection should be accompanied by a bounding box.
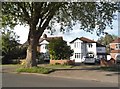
[109,37,120,61]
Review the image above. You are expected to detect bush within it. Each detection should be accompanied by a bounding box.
[16,67,54,74]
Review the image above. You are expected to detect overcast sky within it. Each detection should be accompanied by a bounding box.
[13,13,119,44]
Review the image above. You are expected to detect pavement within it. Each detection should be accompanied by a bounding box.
[1,64,119,84]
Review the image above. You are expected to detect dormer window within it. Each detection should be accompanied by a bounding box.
[88,43,93,48]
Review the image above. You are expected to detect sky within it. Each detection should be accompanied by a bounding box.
[13,13,119,44]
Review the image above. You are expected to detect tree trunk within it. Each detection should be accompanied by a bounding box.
[25,27,39,68]
[26,38,38,68]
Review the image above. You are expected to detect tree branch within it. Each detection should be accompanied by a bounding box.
[36,3,63,40]
[17,2,31,24]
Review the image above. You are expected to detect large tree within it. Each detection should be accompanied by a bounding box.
[1,2,120,67]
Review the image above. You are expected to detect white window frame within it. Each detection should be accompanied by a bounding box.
[115,43,120,50]
[75,53,82,59]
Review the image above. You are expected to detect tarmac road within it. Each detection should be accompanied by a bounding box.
[2,73,118,87]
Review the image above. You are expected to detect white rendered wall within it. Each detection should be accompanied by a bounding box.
[39,40,49,53]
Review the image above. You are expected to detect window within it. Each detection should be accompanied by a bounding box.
[45,45,48,49]
[74,43,76,48]
[75,53,81,58]
[74,42,81,48]
[116,44,120,49]
[88,44,93,48]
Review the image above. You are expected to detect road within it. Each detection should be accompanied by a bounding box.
[2,73,118,87]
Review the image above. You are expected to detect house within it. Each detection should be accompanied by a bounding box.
[37,34,63,61]
[69,37,106,63]
[109,37,120,61]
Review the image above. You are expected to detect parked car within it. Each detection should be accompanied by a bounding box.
[83,56,96,64]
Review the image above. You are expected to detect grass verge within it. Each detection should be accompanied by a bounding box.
[16,67,54,74]
[99,65,120,72]
[40,64,73,69]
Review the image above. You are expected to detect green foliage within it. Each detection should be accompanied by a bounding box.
[97,33,118,53]
[100,65,120,72]
[16,67,54,74]
[48,38,73,60]
[1,29,21,64]
[2,2,120,35]
[97,33,114,45]
[98,33,118,45]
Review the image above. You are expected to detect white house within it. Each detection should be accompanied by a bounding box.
[69,37,106,63]
[38,34,63,61]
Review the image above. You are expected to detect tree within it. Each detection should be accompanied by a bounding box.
[2,2,120,67]
[48,38,73,60]
[1,29,20,64]
[97,32,118,45]
[97,32,118,53]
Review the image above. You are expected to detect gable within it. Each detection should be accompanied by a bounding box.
[39,40,49,45]
[74,39,83,43]
[70,37,96,44]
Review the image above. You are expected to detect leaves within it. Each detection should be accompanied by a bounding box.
[2,2,120,36]
[1,29,21,64]
[48,38,73,60]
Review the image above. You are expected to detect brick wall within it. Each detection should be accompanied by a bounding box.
[100,58,115,67]
[50,60,75,65]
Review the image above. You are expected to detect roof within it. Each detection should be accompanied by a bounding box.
[22,36,63,46]
[39,36,63,43]
[70,37,106,47]
[70,37,96,43]
[111,37,120,43]
[80,37,96,43]
[96,42,106,47]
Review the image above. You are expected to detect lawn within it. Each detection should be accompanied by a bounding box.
[38,64,73,69]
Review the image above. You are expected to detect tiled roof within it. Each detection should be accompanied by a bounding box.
[111,37,120,43]
[80,37,96,43]
[39,36,63,43]
[70,37,96,43]
[22,36,63,46]
[70,37,106,47]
